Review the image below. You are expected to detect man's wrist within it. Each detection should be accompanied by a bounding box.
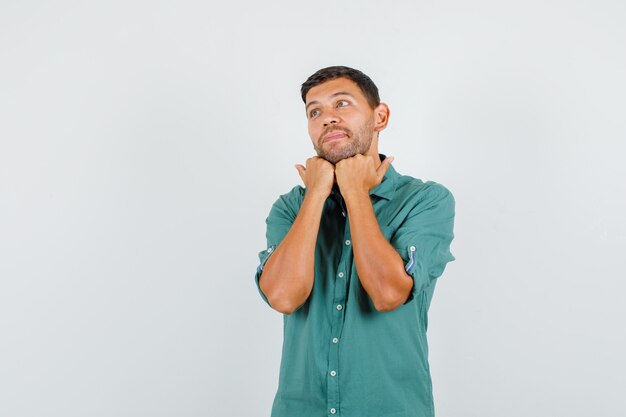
[342,187,370,205]
[303,188,331,204]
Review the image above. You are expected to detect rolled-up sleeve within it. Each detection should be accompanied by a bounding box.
[254,186,303,306]
[389,182,456,304]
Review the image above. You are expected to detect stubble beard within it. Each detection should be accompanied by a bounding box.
[314,118,375,165]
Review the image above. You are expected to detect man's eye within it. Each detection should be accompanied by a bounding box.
[310,109,320,118]
[337,100,349,107]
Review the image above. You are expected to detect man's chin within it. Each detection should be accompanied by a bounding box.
[320,153,357,165]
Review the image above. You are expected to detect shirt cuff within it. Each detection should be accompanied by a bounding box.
[402,243,455,305]
[254,245,276,307]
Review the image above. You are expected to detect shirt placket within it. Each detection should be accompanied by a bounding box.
[326,213,351,417]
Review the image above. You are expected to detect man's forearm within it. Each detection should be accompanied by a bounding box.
[259,191,326,314]
[344,190,413,312]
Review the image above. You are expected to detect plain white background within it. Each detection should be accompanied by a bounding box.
[1,1,625,416]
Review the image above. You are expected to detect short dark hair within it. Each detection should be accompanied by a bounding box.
[301,66,380,109]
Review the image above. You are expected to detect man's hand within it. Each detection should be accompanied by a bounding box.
[335,154,394,198]
[295,157,335,199]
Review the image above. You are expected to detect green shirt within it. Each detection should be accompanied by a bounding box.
[255,158,455,417]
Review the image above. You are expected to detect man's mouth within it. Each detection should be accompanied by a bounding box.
[323,131,348,143]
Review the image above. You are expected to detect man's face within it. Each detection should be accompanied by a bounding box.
[305,77,376,165]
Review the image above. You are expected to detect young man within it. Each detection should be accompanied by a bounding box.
[254,66,456,417]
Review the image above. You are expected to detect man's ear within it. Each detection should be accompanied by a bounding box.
[373,102,390,133]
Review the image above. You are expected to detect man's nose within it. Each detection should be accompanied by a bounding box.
[323,112,339,126]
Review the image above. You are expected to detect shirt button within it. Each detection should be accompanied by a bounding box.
[330,408,337,414]
[267,247,273,253]
[336,304,343,311]
[332,337,339,344]
[345,239,351,246]
[330,370,337,376]
[338,272,344,278]
[410,245,416,251]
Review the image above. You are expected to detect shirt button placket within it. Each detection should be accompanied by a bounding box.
[328,231,351,416]
[328,276,345,415]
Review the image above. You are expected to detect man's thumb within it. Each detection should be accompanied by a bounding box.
[377,156,394,180]
[295,164,306,183]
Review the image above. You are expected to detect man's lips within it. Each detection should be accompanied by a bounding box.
[323,131,348,143]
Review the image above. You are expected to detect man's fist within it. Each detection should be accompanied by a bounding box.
[335,154,394,198]
[295,157,335,199]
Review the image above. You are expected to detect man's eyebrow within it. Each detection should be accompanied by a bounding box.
[305,92,356,110]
